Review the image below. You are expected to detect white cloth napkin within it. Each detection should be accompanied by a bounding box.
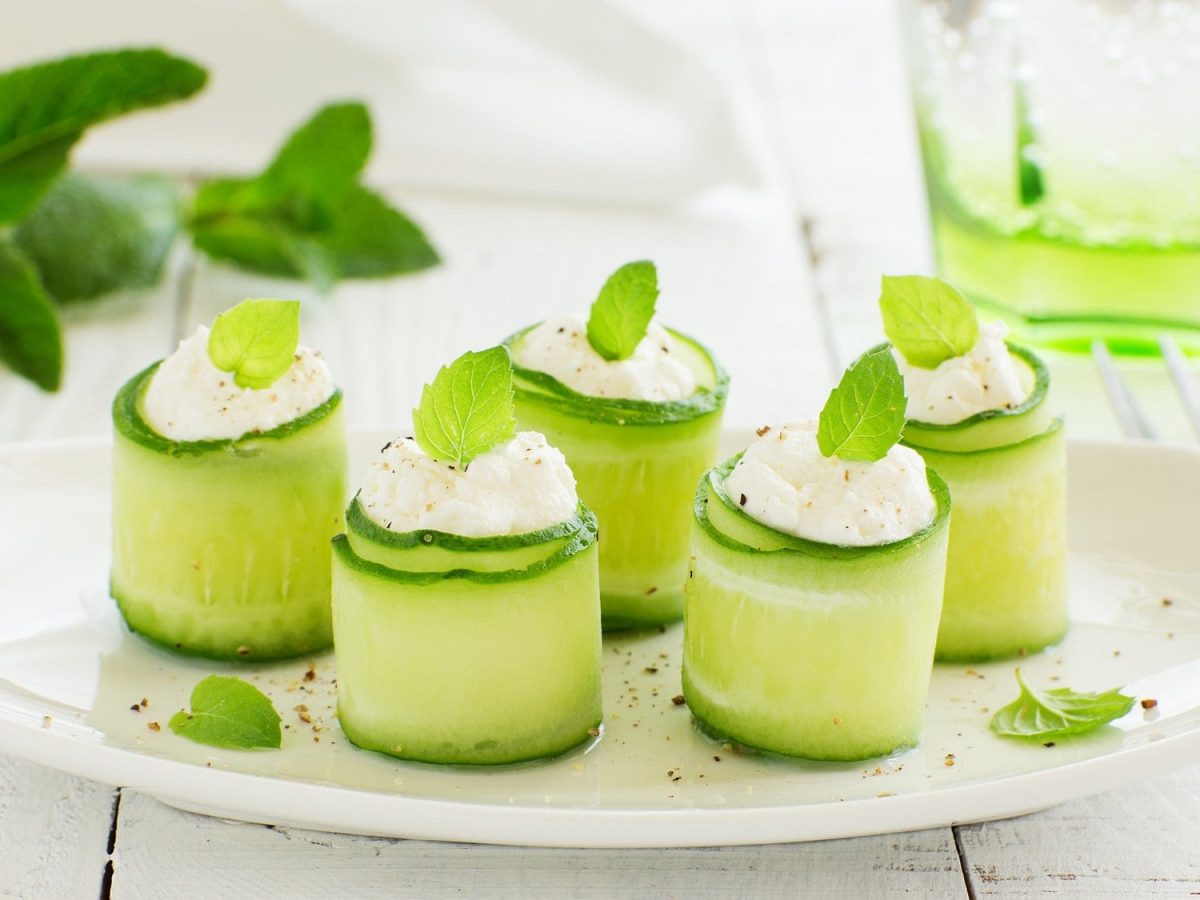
[4,0,765,205]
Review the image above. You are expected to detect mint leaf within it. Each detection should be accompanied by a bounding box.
[0,242,62,390]
[585,260,659,361]
[413,346,515,468]
[991,669,1135,741]
[187,103,439,290]
[879,275,979,369]
[0,49,206,223]
[207,298,301,389]
[264,102,371,195]
[816,346,907,462]
[168,675,282,750]
[13,174,180,303]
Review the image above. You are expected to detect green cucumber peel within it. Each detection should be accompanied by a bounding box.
[207,298,301,389]
[990,668,1135,741]
[332,506,598,585]
[346,495,587,552]
[698,453,951,561]
[585,260,659,361]
[113,362,342,456]
[879,275,979,369]
[168,675,282,750]
[817,346,907,462]
[412,345,516,468]
[506,326,728,426]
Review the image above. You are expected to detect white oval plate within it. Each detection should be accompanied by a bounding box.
[0,431,1197,848]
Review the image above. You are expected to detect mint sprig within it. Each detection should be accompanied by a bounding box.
[816,347,907,462]
[168,675,282,750]
[412,346,516,468]
[879,275,979,369]
[187,102,439,292]
[0,242,61,391]
[585,260,659,361]
[0,49,206,224]
[990,669,1135,741]
[207,298,301,389]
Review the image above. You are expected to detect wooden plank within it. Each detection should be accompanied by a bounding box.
[957,766,1200,896]
[0,756,115,899]
[112,791,966,899]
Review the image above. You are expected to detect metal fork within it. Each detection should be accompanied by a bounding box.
[1092,336,1200,441]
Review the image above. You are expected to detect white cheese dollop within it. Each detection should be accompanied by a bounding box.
[723,420,936,547]
[142,327,335,441]
[894,321,1032,425]
[359,433,578,537]
[514,313,696,401]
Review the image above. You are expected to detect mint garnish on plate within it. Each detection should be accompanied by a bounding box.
[879,275,979,369]
[168,675,282,750]
[412,345,517,469]
[816,346,907,462]
[207,298,301,390]
[585,260,660,361]
[990,668,1136,741]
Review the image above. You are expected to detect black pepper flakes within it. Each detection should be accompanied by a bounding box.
[739,493,747,506]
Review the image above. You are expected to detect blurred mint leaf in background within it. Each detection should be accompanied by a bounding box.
[14,174,181,303]
[0,242,62,391]
[188,102,440,290]
[0,49,207,224]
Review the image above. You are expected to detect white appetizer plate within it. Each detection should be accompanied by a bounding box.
[0,430,1197,848]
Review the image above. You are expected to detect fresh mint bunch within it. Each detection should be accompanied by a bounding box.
[0,49,206,224]
[0,48,205,390]
[816,347,907,462]
[0,50,442,394]
[187,102,440,292]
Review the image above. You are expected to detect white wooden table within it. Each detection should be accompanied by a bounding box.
[2,2,1199,896]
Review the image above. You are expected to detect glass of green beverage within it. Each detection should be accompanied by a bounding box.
[899,0,1200,353]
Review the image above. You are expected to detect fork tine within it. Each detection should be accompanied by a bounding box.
[1158,335,1200,441]
[1091,340,1158,440]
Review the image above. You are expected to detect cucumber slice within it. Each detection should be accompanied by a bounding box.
[900,342,1052,453]
[344,496,584,573]
[682,456,951,761]
[110,364,348,661]
[914,419,1068,661]
[506,326,728,630]
[331,512,603,765]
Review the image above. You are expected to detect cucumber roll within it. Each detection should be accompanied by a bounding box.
[505,261,728,629]
[880,276,1068,661]
[683,350,951,761]
[111,299,347,660]
[331,347,603,765]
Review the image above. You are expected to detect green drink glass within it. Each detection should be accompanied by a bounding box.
[900,0,1200,353]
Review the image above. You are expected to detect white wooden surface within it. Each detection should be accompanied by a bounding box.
[2,1,1199,897]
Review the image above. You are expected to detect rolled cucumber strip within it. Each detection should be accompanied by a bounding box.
[911,420,1068,661]
[897,343,1069,661]
[682,457,951,761]
[111,363,347,660]
[332,507,603,765]
[506,327,728,630]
